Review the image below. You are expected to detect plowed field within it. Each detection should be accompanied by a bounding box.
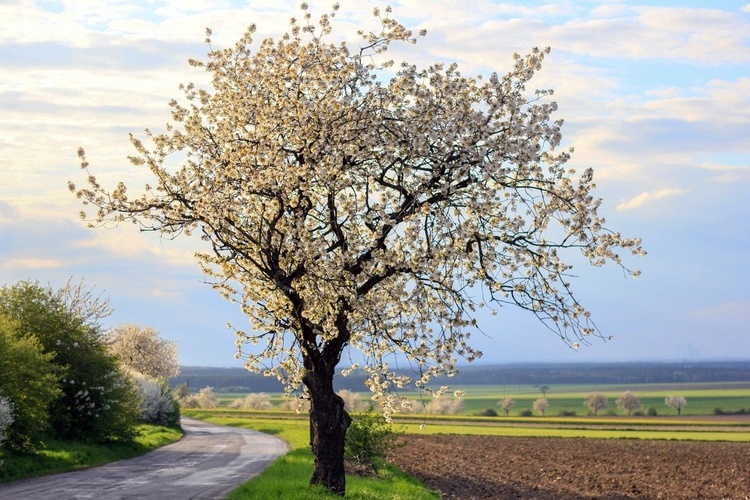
[388,434,750,499]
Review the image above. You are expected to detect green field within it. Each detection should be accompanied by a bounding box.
[187,384,750,499]
[185,403,749,498]
[214,381,750,417]
[454,384,750,416]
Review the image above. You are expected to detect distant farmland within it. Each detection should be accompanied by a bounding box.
[173,360,750,394]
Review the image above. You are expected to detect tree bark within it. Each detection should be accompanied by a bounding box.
[303,367,351,495]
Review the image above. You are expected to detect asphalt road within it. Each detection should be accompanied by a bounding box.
[0,417,290,499]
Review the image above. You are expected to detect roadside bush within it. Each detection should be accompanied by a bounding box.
[0,396,13,448]
[180,386,219,409]
[0,315,61,451]
[518,408,533,417]
[345,410,403,474]
[229,393,273,410]
[473,408,498,417]
[558,410,577,416]
[646,407,658,416]
[0,281,139,443]
[130,371,180,426]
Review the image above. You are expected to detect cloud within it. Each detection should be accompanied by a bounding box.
[0,201,17,220]
[689,301,750,323]
[552,5,750,65]
[695,162,750,183]
[616,188,686,211]
[3,258,66,270]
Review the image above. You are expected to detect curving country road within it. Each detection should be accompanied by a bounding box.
[0,417,290,499]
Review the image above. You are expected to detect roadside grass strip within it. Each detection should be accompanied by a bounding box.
[0,424,183,483]
[182,412,439,499]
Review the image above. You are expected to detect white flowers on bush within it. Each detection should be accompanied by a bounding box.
[179,386,219,409]
[228,392,273,410]
[338,390,368,413]
[129,371,178,425]
[0,396,14,448]
[424,395,465,415]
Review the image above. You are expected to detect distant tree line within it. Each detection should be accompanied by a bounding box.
[173,361,750,393]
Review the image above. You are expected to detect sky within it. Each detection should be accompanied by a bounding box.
[1,1,748,368]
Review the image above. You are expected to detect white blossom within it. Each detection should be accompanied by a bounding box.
[72,4,643,424]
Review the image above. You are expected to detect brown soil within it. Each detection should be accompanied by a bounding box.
[388,435,750,499]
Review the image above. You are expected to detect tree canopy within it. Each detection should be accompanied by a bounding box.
[72,5,643,493]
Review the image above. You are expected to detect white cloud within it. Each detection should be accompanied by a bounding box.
[552,5,750,65]
[0,201,17,220]
[695,162,750,183]
[690,301,750,322]
[616,188,686,211]
[3,257,66,270]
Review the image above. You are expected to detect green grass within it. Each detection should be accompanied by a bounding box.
[182,410,439,499]
[0,424,183,483]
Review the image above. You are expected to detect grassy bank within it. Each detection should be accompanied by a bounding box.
[0,424,183,483]
[182,410,439,499]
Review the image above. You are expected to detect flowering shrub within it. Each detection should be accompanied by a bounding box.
[0,396,13,448]
[533,398,549,415]
[279,395,311,413]
[130,371,180,426]
[616,391,642,416]
[665,395,687,415]
[228,392,273,410]
[179,386,219,409]
[338,390,367,413]
[584,392,608,415]
[498,397,516,416]
[424,396,465,415]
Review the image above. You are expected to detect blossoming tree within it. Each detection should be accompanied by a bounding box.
[72,5,643,494]
[107,324,180,380]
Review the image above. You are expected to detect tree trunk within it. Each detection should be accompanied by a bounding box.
[303,368,351,495]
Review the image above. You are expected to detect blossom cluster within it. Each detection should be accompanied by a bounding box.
[73,5,643,418]
[0,396,13,448]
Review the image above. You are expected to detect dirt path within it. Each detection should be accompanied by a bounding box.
[388,434,750,499]
[0,417,289,500]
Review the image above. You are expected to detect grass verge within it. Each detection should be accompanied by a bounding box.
[182,410,439,499]
[0,424,183,483]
